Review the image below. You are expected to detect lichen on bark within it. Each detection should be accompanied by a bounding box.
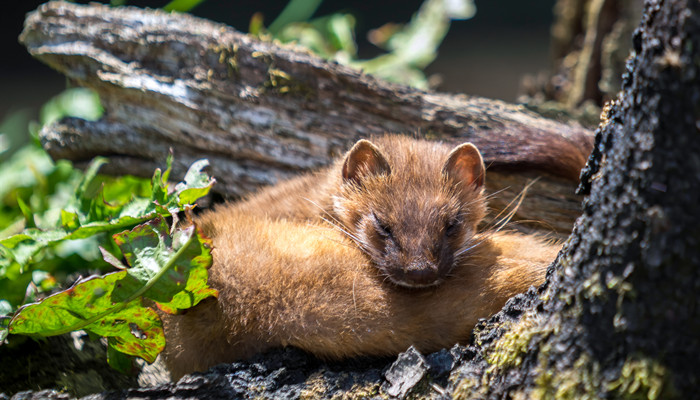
[448,0,700,397]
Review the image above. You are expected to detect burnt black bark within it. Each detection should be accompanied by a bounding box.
[449,0,700,397]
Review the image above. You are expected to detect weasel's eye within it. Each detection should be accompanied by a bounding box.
[372,213,393,238]
[445,219,460,237]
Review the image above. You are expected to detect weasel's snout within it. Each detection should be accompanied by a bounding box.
[390,260,442,288]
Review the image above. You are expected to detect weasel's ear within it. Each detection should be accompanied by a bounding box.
[442,143,485,190]
[342,139,391,184]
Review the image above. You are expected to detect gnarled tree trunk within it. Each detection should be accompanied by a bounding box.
[449,0,700,397]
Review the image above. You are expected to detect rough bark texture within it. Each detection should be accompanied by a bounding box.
[19,1,594,237]
[449,0,700,397]
[0,332,137,398]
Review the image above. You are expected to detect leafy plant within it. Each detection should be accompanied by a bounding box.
[0,155,217,368]
[268,0,476,88]
[0,84,217,366]
[0,88,108,316]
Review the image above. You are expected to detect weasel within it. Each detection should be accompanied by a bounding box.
[208,135,490,288]
[161,214,557,380]
[160,135,561,379]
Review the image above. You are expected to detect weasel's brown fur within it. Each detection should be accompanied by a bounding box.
[162,213,556,380]
[161,135,561,379]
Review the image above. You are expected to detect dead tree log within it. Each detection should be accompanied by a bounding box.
[19,1,593,237]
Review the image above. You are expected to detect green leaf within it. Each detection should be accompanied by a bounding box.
[111,219,183,303]
[326,14,357,56]
[0,110,32,162]
[156,225,216,314]
[175,159,215,207]
[0,267,33,309]
[76,157,108,201]
[1,300,12,342]
[40,88,103,128]
[8,271,165,363]
[100,246,126,270]
[163,0,206,12]
[162,151,173,184]
[60,210,80,230]
[156,256,217,314]
[107,339,134,373]
[0,145,55,203]
[91,306,163,363]
[150,167,168,209]
[110,218,216,312]
[268,0,324,35]
[0,300,12,317]
[16,197,35,229]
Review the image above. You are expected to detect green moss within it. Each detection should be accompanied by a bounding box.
[265,67,313,97]
[484,312,550,371]
[209,43,240,78]
[530,352,675,400]
[607,356,674,400]
[337,382,383,400]
[531,353,601,400]
[300,372,386,400]
[451,374,485,400]
[300,372,329,400]
[582,271,605,300]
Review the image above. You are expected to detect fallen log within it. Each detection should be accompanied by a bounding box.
[20,1,594,237]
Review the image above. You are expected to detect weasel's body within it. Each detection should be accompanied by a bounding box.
[162,214,556,380]
[161,135,561,379]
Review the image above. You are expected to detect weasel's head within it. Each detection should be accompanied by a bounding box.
[332,137,486,289]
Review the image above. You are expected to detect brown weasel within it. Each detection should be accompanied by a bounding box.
[160,135,561,379]
[161,214,557,380]
[209,135,491,288]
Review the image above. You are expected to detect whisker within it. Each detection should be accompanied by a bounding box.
[302,197,344,226]
[505,218,559,235]
[483,187,510,201]
[320,217,362,243]
[454,239,488,258]
[486,178,540,233]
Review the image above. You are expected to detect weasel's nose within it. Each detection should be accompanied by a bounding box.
[399,261,440,287]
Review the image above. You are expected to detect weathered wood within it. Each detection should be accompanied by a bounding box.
[20,1,593,236]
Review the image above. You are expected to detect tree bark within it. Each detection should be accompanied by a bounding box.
[19,1,593,237]
[449,0,700,397]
